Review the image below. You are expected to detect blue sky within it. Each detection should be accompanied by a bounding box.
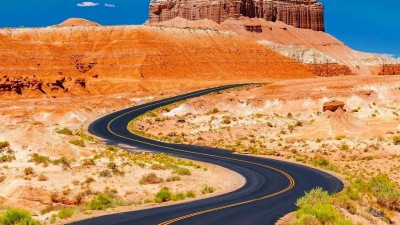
[0,0,399,57]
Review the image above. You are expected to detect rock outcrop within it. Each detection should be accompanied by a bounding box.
[323,100,345,112]
[307,64,354,77]
[378,65,400,75]
[149,0,325,31]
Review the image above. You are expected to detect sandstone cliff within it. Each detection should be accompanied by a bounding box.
[0,25,313,99]
[149,0,325,31]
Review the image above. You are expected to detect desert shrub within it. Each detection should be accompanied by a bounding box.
[393,136,400,145]
[37,173,49,181]
[293,214,320,225]
[75,130,94,141]
[99,170,112,178]
[69,140,85,147]
[84,177,95,184]
[173,167,191,176]
[30,154,50,166]
[106,146,119,152]
[201,185,216,194]
[368,174,400,210]
[0,141,10,149]
[210,108,219,114]
[340,144,350,151]
[56,128,73,135]
[74,192,86,204]
[311,157,338,172]
[52,157,71,169]
[82,158,95,166]
[139,173,163,185]
[89,193,113,210]
[186,190,196,198]
[0,208,41,225]
[107,162,117,170]
[154,187,172,203]
[151,164,166,170]
[335,135,346,140]
[221,117,231,124]
[166,175,181,182]
[172,192,186,201]
[312,157,330,167]
[56,208,74,219]
[0,155,15,163]
[296,188,332,207]
[295,188,351,225]
[24,167,34,175]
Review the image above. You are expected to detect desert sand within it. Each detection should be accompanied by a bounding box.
[130,76,400,224]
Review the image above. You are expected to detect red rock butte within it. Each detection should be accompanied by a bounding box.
[149,0,325,31]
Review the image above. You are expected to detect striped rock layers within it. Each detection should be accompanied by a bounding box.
[149,0,325,31]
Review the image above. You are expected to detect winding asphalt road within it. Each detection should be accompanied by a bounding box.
[71,84,343,225]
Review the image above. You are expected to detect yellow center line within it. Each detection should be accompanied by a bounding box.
[104,85,295,225]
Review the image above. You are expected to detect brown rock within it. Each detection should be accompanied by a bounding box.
[149,0,325,31]
[13,187,53,205]
[323,100,345,112]
[307,64,354,77]
[378,64,400,75]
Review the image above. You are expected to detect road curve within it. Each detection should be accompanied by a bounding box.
[71,84,343,225]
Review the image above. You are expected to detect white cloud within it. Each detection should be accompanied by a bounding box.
[77,1,100,7]
[104,3,116,8]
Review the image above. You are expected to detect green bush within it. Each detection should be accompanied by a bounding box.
[75,130,94,141]
[201,185,216,194]
[172,193,186,201]
[69,140,85,147]
[0,208,41,225]
[154,187,172,203]
[56,128,73,136]
[139,173,163,185]
[57,208,74,219]
[186,190,196,198]
[30,154,50,166]
[368,174,400,210]
[296,188,332,207]
[294,188,351,225]
[173,167,191,176]
[89,193,113,210]
[51,157,71,169]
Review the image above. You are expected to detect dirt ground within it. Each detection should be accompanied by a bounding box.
[131,76,400,224]
[0,92,244,224]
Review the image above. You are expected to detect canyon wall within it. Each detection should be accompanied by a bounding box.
[0,25,313,99]
[149,0,325,31]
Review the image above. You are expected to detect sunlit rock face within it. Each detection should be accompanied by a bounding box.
[149,0,325,31]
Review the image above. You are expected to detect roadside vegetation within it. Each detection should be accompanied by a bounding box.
[0,208,41,225]
[292,173,400,224]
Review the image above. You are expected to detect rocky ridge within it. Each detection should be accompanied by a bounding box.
[149,0,325,31]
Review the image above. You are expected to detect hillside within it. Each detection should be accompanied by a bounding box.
[0,25,313,99]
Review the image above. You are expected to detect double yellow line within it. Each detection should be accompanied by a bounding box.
[105,86,295,225]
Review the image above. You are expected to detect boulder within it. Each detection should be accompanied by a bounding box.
[323,100,345,112]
